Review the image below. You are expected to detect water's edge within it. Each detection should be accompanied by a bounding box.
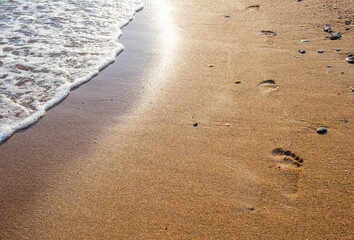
[0,3,144,144]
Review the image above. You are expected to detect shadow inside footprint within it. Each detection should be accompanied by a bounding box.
[246,5,260,10]
[272,148,304,167]
[259,80,276,85]
[258,80,279,92]
[261,30,277,36]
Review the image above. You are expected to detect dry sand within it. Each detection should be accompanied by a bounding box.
[0,0,353,239]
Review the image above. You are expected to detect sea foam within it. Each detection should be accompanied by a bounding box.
[0,0,143,143]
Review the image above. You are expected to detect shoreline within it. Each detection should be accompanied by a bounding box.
[1,0,353,238]
[0,3,144,144]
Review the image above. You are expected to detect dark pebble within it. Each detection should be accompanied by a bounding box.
[345,20,351,25]
[343,120,349,123]
[352,87,354,92]
[329,33,341,40]
[324,26,331,32]
[346,57,354,63]
[335,48,341,51]
[298,49,306,54]
[348,53,353,57]
[235,81,241,84]
[193,122,198,127]
[345,26,350,30]
[317,49,324,53]
[316,127,327,134]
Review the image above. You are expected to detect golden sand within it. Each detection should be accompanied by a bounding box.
[0,0,353,239]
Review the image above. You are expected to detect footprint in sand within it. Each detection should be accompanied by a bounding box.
[261,30,277,45]
[271,148,304,195]
[257,79,279,93]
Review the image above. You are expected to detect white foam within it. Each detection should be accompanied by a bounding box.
[0,0,144,143]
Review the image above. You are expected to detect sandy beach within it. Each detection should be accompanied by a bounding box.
[0,0,353,239]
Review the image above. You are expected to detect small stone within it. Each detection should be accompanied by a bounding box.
[345,26,350,30]
[329,33,342,40]
[235,81,241,84]
[316,127,327,134]
[225,123,230,126]
[298,49,306,54]
[0,60,2,67]
[343,119,349,123]
[352,87,354,92]
[301,39,308,42]
[193,122,198,127]
[345,20,351,25]
[324,26,331,32]
[338,16,342,19]
[346,57,354,63]
[348,53,353,57]
[317,49,324,53]
[208,64,215,68]
[335,48,341,51]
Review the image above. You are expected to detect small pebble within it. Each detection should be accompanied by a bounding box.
[317,49,324,53]
[324,26,331,32]
[335,48,341,51]
[346,57,354,63]
[301,39,308,42]
[193,122,198,127]
[316,127,327,134]
[343,119,348,123]
[235,81,241,84]
[298,49,306,54]
[329,33,342,40]
[345,20,351,25]
[352,87,354,92]
[348,53,353,57]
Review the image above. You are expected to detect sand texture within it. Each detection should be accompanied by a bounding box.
[0,0,353,239]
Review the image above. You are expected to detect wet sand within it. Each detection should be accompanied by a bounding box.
[0,0,353,239]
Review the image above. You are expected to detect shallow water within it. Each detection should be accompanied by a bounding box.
[0,0,143,142]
